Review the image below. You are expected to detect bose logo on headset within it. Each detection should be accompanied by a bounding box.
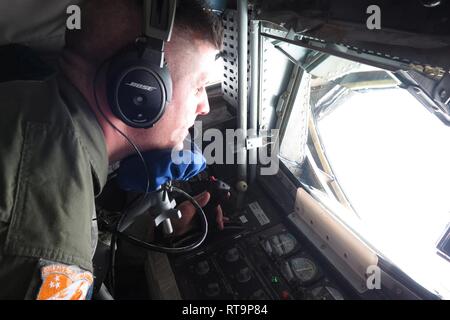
[106,0,176,128]
[125,82,157,93]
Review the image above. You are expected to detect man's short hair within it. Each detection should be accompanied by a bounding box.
[176,0,224,51]
[64,0,223,64]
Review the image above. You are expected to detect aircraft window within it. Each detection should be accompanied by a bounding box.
[279,49,450,298]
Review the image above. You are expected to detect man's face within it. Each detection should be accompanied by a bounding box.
[135,38,219,151]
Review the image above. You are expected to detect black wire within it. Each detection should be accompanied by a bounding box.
[92,58,152,297]
[92,58,210,294]
[108,232,118,297]
[171,225,245,247]
[115,186,209,254]
[92,58,151,198]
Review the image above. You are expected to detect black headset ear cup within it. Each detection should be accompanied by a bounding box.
[106,48,173,128]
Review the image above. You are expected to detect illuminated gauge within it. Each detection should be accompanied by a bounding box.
[290,257,318,283]
[311,286,344,300]
[269,233,297,256]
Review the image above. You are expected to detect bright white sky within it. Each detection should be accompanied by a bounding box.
[317,88,450,298]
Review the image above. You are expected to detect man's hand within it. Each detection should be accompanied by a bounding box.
[172,191,228,237]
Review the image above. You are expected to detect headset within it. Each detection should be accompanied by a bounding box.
[106,0,177,128]
[97,0,227,296]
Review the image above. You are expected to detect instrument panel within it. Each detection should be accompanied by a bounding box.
[169,193,354,300]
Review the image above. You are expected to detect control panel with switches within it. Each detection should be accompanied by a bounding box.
[170,218,355,300]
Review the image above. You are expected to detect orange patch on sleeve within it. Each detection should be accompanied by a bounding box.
[37,264,93,300]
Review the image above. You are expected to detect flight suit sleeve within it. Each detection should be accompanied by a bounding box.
[0,81,98,299]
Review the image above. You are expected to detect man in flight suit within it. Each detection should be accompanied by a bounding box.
[0,0,223,299]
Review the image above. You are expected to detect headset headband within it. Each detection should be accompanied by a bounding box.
[143,0,177,67]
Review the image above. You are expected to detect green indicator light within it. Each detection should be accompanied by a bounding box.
[271,276,279,283]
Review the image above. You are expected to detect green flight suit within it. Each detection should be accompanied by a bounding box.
[0,68,108,299]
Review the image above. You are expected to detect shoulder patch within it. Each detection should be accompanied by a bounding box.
[37,264,93,300]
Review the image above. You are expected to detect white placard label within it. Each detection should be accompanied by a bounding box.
[248,202,270,226]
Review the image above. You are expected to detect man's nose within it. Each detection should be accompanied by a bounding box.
[197,91,210,115]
